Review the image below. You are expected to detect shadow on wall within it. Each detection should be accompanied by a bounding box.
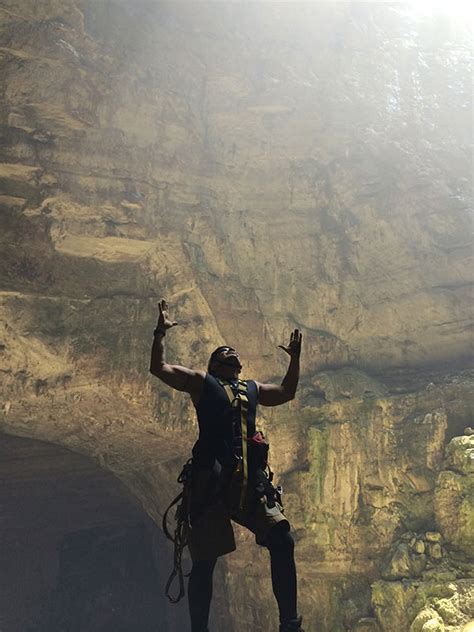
[0,434,188,632]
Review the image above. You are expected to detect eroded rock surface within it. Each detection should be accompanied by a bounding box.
[0,2,472,631]
[435,434,474,557]
[372,432,474,632]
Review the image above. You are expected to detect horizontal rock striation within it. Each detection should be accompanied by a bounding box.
[0,2,472,630]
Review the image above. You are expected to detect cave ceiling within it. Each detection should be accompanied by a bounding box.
[0,3,472,630]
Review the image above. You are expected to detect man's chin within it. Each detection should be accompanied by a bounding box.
[221,358,242,370]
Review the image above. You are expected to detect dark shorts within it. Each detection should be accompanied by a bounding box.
[187,466,290,561]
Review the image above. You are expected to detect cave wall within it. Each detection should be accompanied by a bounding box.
[0,2,472,631]
[0,434,190,632]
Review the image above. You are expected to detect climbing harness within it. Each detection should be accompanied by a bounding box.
[162,458,193,603]
[217,378,250,510]
[217,378,274,509]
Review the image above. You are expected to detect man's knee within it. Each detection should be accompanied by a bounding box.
[267,524,294,553]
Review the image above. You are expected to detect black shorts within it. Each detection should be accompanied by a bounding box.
[187,466,289,561]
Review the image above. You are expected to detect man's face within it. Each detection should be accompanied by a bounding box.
[209,346,242,376]
[214,346,241,368]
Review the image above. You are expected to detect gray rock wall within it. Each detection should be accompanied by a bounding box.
[0,2,472,630]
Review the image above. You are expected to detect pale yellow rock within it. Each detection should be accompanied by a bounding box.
[421,621,444,632]
[428,543,443,560]
[444,435,474,475]
[373,579,473,632]
[435,597,460,625]
[435,438,474,555]
[54,235,155,262]
[0,195,26,209]
[0,161,42,182]
[425,532,442,543]
[410,608,443,632]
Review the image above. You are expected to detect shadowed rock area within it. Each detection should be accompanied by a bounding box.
[0,1,472,631]
[0,434,189,632]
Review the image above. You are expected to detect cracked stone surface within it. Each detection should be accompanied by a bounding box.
[0,2,472,631]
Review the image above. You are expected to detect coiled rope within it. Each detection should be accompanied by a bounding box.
[162,458,193,603]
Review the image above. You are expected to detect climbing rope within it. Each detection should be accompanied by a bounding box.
[162,458,193,603]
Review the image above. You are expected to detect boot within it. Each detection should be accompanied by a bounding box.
[279,615,305,632]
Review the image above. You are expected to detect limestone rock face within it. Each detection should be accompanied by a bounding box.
[371,432,474,632]
[0,2,473,631]
[435,435,474,558]
[373,578,473,632]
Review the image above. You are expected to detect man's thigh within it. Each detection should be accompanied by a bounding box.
[188,498,236,561]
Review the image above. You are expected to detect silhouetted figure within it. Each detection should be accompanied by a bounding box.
[150,299,304,632]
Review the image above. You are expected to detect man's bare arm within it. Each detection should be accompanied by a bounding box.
[257,329,302,407]
[149,299,205,400]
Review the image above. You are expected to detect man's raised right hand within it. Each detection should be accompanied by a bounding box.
[157,299,178,331]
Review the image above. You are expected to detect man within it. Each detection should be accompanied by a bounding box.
[150,299,304,632]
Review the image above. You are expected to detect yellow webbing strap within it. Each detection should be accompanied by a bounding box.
[238,386,249,511]
[218,379,249,510]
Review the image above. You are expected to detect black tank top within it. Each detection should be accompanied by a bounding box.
[192,373,258,469]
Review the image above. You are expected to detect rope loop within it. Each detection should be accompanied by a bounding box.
[162,459,193,603]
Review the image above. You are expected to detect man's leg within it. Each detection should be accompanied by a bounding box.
[267,525,304,631]
[188,558,218,632]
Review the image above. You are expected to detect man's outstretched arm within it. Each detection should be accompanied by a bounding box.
[150,299,204,398]
[257,329,302,407]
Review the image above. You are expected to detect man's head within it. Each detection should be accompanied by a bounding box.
[207,345,242,377]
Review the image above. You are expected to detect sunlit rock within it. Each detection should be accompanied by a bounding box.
[435,436,474,557]
[410,608,444,632]
[0,1,472,630]
[373,578,473,632]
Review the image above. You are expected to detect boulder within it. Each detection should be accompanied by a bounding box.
[435,436,474,557]
[410,609,443,632]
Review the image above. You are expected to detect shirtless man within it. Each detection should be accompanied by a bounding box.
[150,299,304,632]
